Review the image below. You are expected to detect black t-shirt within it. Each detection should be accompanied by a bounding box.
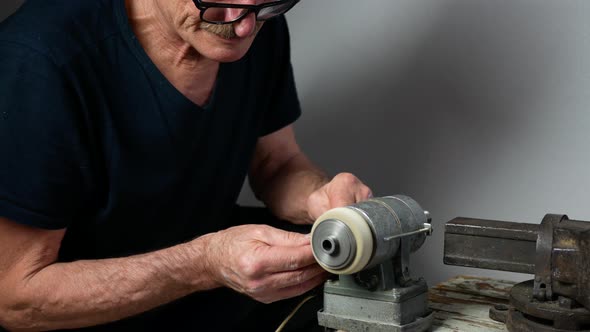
[0,1,300,329]
[0,0,300,256]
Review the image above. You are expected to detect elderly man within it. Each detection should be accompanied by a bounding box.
[0,0,372,331]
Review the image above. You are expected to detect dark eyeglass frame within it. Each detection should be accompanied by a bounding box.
[193,0,300,25]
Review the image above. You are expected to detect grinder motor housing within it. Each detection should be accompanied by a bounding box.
[310,195,433,332]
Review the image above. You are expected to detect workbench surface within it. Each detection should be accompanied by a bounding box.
[429,275,515,331]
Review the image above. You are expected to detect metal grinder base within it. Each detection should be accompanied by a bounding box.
[318,277,433,332]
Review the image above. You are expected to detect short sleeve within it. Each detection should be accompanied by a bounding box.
[0,43,88,230]
[257,17,302,137]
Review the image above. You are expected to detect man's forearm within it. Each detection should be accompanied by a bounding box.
[255,152,329,224]
[4,234,217,331]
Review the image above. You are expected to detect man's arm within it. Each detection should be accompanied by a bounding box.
[249,125,373,224]
[0,217,324,331]
[0,217,216,331]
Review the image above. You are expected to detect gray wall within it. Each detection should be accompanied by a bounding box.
[267,0,590,286]
[2,1,589,286]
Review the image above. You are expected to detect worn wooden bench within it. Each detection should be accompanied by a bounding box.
[429,275,516,331]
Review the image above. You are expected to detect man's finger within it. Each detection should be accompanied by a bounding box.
[329,189,356,208]
[258,244,317,273]
[261,226,310,247]
[265,264,328,289]
[264,272,328,303]
[357,186,373,201]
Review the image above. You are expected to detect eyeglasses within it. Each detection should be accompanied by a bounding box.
[193,0,300,25]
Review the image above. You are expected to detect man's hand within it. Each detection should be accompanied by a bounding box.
[306,173,373,222]
[203,224,328,303]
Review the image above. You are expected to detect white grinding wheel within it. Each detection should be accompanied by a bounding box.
[311,207,374,274]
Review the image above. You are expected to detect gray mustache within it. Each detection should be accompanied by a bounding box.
[199,21,263,39]
[200,22,237,39]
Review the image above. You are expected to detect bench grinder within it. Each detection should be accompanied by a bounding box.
[310,195,434,332]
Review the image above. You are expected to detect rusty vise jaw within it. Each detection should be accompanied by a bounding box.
[444,213,590,331]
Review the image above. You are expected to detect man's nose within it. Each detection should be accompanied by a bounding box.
[233,12,257,38]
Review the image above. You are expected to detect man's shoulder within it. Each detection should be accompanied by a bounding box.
[0,0,121,66]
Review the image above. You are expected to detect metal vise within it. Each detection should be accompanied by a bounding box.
[311,195,433,332]
[444,214,590,331]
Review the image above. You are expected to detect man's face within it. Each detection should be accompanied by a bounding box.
[166,0,267,63]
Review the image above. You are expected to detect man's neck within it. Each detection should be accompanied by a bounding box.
[125,0,219,106]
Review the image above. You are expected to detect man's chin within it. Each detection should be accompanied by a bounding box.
[200,35,255,62]
[202,46,250,63]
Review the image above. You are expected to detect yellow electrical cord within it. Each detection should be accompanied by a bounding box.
[274,294,316,332]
